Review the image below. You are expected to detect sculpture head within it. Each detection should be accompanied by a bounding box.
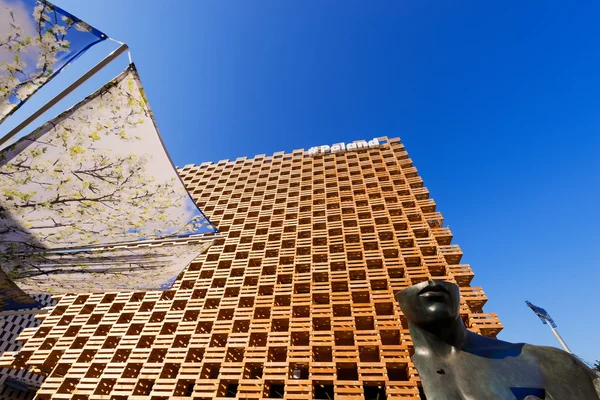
[395,280,461,328]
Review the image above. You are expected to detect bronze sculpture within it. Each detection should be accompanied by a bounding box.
[395,280,600,399]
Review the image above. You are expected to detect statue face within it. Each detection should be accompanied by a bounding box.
[395,280,461,327]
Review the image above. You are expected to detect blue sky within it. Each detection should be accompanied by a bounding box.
[1,1,598,363]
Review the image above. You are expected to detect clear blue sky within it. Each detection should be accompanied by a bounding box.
[2,1,598,363]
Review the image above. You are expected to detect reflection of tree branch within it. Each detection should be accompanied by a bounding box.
[72,157,130,184]
[28,178,55,188]
[35,3,47,40]
[35,3,50,76]
[16,191,129,208]
[2,74,44,94]
[27,220,99,230]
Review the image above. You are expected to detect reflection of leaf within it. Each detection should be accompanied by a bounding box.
[69,145,86,155]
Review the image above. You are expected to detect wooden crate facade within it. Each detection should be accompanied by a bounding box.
[0,295,54,400]
[7,136,501,399]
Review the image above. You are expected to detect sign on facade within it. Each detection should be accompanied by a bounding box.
[307,138,380,156]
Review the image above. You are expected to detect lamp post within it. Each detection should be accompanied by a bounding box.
[525,301,572,354]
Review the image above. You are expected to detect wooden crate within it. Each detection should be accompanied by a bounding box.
[4,137,501,399]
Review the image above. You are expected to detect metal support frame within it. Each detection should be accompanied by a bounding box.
[0,44,129,148]
[20,233,224,255]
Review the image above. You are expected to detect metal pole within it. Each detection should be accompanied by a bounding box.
[550,326,573,354]
[0,43,129,148]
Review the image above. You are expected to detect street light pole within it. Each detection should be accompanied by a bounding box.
[549,326,572,354]
[525,300,572,354]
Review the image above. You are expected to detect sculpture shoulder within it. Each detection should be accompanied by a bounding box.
[523,344,566,354]
[523,344,600,398]
[523,344,599,378]
[522,344,579,363]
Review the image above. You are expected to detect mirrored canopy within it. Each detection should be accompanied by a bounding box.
[0,65,217,310]
[0,0,106,124]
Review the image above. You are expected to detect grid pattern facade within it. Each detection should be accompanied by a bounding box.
[6,136,502,399]
[0,295,54,400]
